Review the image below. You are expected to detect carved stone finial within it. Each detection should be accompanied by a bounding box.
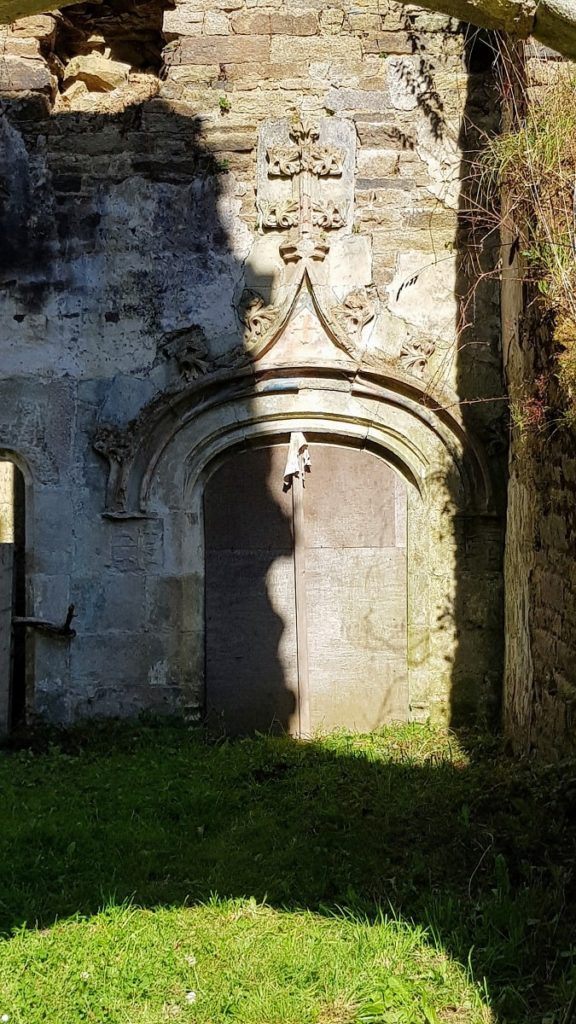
[288,118,319,144]
[399,338,436,377]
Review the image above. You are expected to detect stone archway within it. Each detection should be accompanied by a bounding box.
[203,440,408,736]
[93,363,501,728]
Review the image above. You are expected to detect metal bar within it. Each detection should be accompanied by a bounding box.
[13,603,76,639]
[292,475,310,737]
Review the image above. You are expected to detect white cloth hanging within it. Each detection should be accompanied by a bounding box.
[283,431,311,488]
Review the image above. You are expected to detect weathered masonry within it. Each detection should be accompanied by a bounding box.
[0,2,505,732]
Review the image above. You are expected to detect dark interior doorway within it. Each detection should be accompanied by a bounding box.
[204,441,408,736]
[0,460,26,734]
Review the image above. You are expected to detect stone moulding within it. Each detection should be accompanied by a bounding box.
[237,268,377,364]
[92,361,494,520]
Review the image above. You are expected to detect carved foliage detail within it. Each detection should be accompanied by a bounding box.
[261,117,348,260]
[93,424,135,465]
[240,290,279,351]
[400,338,436,377]
[333,288,377,343]
[258,198,300,230]
[267,145,301,177]
[266,119,345,180]
[311,200,347,230]
[161,325,210,381]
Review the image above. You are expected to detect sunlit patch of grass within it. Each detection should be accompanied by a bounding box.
[0,900,491,1024]
[0,721,573,1022]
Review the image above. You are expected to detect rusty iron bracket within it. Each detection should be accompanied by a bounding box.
[13,604,76,639]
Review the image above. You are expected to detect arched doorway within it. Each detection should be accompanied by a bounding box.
[204,440,408,736]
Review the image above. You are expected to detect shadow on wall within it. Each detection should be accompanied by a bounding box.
[0,21,515,1019]
[0,20,506,734]
[450,26,507,728]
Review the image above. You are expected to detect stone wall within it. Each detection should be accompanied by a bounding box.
[502,44,576,756]
[0,2,505,726]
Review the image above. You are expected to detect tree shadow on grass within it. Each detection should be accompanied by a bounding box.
[0,722,574,1022]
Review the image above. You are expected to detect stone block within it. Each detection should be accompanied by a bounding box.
[326,234,373,292]
[0,34,41,58]
[63,55,131,92]
[8,15,56,44]
[203,11,230,34]
[231,12,270,34]
[355,117,416,149]
[387,250,458,338]
[71,573,147,633]
[0,55,53,93]
[34,647,72,724]
[162,7,204,39]
[203,127,255,152]
[270,13,318,34]
[33,489,74,575]
[32,573,71,621]
[271,35,360,63]
[346,13,382,31]
[109,520,165,574]
[387,57,420,111]
[319,9,344,33]
[324,87,390,114]
[363,32,413,56]
[222,60,308,84]
[145,574,201,631]
[164,35,271,66]
[357,148,400,177]
[68,633,180,716]
[232,11,318,34]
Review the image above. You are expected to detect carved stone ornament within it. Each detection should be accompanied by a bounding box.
[257,117,349,267]
[311,199,347,230]
[160,324,210,381]
[266,119,345,180]
[240,290,279,351]
[93,424,135,464]
[333,288,377,343]
[267,144,302,177]
[400,338,436,377]
[279,235,330,265]
[257,198,300,230]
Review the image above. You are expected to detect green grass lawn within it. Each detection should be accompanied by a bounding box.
[0,722,574,1023]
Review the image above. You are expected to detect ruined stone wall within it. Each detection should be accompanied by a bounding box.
[0,2,505,725]
[502,44,576,756]
[504,294,576,756]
